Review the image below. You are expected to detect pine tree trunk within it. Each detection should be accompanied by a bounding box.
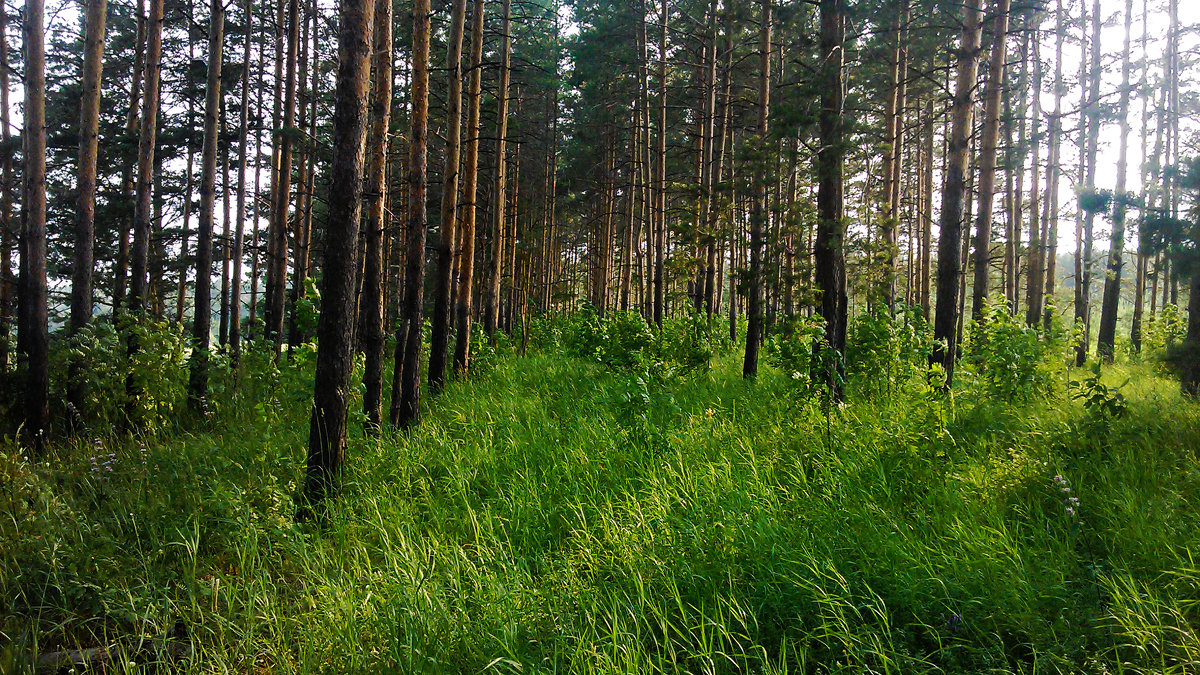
[128,0,164,315]
[969,0,1009,321]
[21,0,49,449]
[123,0,164,423]
[1096,0,1134,361]
[653,0,667,327]
[742,0,770,379]
[452,0,486,375]
[230,0,253,363]
[392,0,432,429]
[219,116,232,347]
[67,0,108,419]
[188,0,224,412]
[362,0,393,431]
[482,0,512,335]
[266,0,301,347]
[114,0,146,311]
[1075,0,1101,364]
[1024,16,1044,328]
[813,0,847,396]
[304,0,375,510]
[0,4,12,373]
[429,0,468,391]
[1041,0,1064,330]
[930,0,981,387]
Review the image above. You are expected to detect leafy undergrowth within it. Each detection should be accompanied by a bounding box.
[3,347,1200,673]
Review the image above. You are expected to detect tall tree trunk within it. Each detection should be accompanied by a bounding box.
[1024,15,1044,328]
[1182,247,1200,395]
[230,0,253,363]
[114,0,146,311]
[1096,0,1134,361]
[1041,0,1064,330]
[304,0,375,510]
[286,0,314,351]
[266,0,301,347]
[483,0,511,335]
[742,0,770,379]
[127,0,164,315]
[249,7,267,334]
[970,0,1009,321]
[392,0,431,429]
[1075,0,1101,364]
[880,0,907,310]
[653,0,667,327]
[67,0,108,420]
[930,0,982,387]
[452,0,486,375]
[361,0,393,431]
[21,0,49,449]
[188,0,224,412]
[920,98,933,317]
[219,115,232,347]
[813,0,846,396]
[0,4,12,373]
[123,0,164,422]
[429,0,467,391]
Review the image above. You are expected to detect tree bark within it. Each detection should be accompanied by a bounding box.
[813,0,847,397]
[266,0,301,347]
[1075,0,1101,364]
[429,0,467,391]
[1096,0,1134,361]
[742,0,770,379]
[67,0,108,419]
[21,0,49,449]
[304,0,375,510]
[930,0,982,387]
[362,0,393,431]
[969,0,1010,322]
[188,0,224,412]
[0,4,12,373]
[483,0,512,336]
[452,0,486,375]
[231,0,253,363]
[391,0,431,429]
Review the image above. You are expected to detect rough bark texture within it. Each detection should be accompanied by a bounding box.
[304,0,374,509]
[1096,0,1133,361]
[1076,0,1101,364]
[742,0,769,379]
[814,0,847,398]
[266,0,301,346]
[67,0,108,418]
[653,0,667,327]
[128,0,164,315]
[0,4,12,374]
[429,0,467,391]
[22,0,50,449]
[970,0,1010,322]
[483,0,512,336]
[453,0,486,376]
[123,0,164,423]
[930,0,982,387]
[231,0,253,363]
[362,0,393,431]
[392,0,431,429]
[188,0,224,412]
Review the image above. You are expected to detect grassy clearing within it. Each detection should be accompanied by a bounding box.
[3,342,1200,673]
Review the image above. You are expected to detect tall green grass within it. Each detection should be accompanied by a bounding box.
[3,342,1199,673]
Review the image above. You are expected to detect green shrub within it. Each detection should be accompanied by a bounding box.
[962,298,1060,401]
[845,303,936,398]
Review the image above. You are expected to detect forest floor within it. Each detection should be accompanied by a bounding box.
[2,342,1200,673]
